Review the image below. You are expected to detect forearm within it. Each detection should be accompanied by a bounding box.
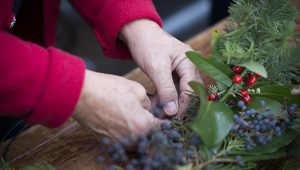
[0,31,85,127]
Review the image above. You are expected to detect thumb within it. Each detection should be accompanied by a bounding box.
[146,62,178,116]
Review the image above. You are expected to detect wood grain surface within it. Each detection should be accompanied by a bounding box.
[0,20,225,169]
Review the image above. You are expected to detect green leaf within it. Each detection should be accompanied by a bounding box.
[238,61,267,78]
[191,101,234,147]
[186,51,233,87]
[229,149,287,162]
[229,131,297,155]
[188,81,207,104]
[216,82,228,92]
[251,82,271,89]
[253,85,300,106]
[259,85,291,96]
[207,57,234,77]
[246,96,282,115]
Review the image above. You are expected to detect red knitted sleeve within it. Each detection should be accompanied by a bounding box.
[69,0,162,59]
[0,31,85,127]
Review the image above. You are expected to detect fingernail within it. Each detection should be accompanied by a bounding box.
[164,102,178,116]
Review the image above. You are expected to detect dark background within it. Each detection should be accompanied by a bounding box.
[56,0,232,75]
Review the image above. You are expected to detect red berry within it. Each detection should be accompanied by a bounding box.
[246,75,257,86]
[254,73,261,78]
[240,89,249,96]
[208,94,216,101]
[232,66,243,74]
[242,95,251,104]
[232,74,243,84]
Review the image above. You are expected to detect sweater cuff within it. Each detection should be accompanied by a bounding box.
[24,48,85,128]
[93,0,162,60]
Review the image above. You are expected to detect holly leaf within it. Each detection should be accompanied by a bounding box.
[238,61,267,78]
[253,85,300,106]
[229,131,298,155]
[188,81,207,104]
[189,81,234,147]
[228,149,287,162]
[246,96,282,115]
[216,82,228,92]
[186,51,233,87]
[191,101,234,147]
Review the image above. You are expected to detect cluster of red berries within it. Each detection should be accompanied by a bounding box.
[232,66,259,104]
[207,66,260,103]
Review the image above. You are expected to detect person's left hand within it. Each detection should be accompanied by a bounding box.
[121,19,202,117]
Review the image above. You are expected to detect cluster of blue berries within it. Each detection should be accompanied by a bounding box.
[231,100,297,150]
[100,121,195,170]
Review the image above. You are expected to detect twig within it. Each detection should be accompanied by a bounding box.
[192,158,238,170]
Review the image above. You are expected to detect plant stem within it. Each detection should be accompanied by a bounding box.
[193,158,238,170]
[219,69,248,103]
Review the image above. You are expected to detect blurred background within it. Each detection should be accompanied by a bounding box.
[56,0,232,75]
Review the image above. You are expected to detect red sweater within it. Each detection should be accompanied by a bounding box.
[0,0,162,128]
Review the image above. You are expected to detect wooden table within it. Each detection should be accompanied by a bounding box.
[0,21,225,170]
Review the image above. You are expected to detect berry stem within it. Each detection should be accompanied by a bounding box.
[219,69,248,103]
[193,158,239,170]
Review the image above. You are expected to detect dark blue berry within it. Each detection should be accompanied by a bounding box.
[288,106,296,112]
[237,100,245,108]
[161,121,172,131]
[260,100,265,107]
[254,125,260,131]
[125,164,135,170]
[104,165,117,170]
[96,156,105,163]
[233,115,240,121]
[249,108,256,115]
[210,148,218,155]
[168,130,181,141]
[257,115,263,120]
[186,150,194,158]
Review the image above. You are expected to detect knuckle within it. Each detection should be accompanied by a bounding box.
[131,117,151,135]
[159,86,177,100]
[129,81,147,100]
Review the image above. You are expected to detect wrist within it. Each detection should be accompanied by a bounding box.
[120,19,161,46]
[73,70,92,117]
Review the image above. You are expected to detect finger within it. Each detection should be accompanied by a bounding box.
[144,59,179,116]
[133,109,162,135]
[127,80,149,102]
[176,58,203,115]
[142,95,152,111]
[149,93,159,110]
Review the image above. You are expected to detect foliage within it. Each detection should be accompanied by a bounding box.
[183,0,300,169]
[215,0,300,85]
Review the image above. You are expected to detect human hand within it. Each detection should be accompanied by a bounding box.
[72,70,162,142]
[121,19,202,116]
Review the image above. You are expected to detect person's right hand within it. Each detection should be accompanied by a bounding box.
[72,70,162,142]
